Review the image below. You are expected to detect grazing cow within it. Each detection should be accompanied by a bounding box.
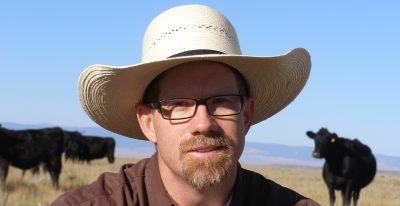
[63,132,115,163]
[306,128,376,206]
[81,135,115,163]
[63,131,90,162]
[0,125,64,188]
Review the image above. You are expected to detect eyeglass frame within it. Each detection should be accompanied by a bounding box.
[148,94,246,120]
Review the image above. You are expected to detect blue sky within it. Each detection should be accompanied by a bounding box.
[1,1,399,156]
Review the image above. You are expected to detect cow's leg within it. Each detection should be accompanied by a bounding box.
[352,188,360,206]
[107,152,115,163]
[340,189,345,206]
[48,167,60,189]
[47,156,62,189]
[342,183,352,206]
[30,166,40,176]
[0,170,7,206]
[0,159,9,189]
[328,186,335,206]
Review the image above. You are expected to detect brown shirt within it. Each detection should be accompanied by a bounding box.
[52,154,318,206]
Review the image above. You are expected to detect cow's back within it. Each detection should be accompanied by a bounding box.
[344,139,376,188]
[0,127,64,168]
[22,127,64,156]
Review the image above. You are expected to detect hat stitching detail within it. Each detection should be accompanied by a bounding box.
[146,24,233,56]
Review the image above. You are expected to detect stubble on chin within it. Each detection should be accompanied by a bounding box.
[179,134,234,191]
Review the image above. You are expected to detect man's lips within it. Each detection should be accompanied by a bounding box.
[179,135,231,157]
[183,146,227,158]
[189,145,224,153]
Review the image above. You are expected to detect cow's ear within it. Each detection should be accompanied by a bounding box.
[135,104,157,143]
[306,131,315,139]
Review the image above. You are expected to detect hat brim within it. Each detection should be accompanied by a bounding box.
[78,48,311,140]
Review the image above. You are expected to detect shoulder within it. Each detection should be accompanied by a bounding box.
[231,167,310,206]
[52,159,150,206]
[240,167,297,193]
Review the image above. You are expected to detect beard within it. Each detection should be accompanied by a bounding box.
[179,134,234,191]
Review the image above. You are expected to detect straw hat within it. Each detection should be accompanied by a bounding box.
[78,4,311,140]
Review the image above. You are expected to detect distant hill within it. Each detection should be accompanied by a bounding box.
[2,122,400,171]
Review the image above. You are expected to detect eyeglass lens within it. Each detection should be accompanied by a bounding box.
[158,95,242,120]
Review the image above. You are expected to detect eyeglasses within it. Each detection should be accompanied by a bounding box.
[150,94,245,120]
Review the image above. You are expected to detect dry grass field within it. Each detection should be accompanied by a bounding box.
[0,157,399,206]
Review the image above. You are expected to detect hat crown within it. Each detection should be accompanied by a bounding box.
[142,5,242,63]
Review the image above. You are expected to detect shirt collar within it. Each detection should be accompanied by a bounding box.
[145,153,176,206]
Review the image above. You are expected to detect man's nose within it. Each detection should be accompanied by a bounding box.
[189,104,218,135]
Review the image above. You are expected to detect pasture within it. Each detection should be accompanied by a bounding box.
[0,157,399,206]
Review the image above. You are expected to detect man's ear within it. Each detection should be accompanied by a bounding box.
[136,104,157,143]
[243,96,255,135]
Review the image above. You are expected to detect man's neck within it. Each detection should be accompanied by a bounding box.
[158,158,237,206]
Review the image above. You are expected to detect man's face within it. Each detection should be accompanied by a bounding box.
[138,61,254,190]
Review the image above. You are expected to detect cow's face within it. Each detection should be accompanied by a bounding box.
[306,128,338,158]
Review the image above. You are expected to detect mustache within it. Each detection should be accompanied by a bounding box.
[179,133,231,154]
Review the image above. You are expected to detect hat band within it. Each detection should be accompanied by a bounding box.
[168,49,225,58]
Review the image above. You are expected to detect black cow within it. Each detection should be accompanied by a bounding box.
[63,131,90,162]
[0,125,64,188]
[63,133,115,163]
[306,128,376,206]
[81,135,115,163]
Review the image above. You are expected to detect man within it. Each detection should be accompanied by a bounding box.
[53,4,320,206]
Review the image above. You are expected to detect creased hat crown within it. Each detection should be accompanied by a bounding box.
[78,4,311,140]
[141,5,241,62]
